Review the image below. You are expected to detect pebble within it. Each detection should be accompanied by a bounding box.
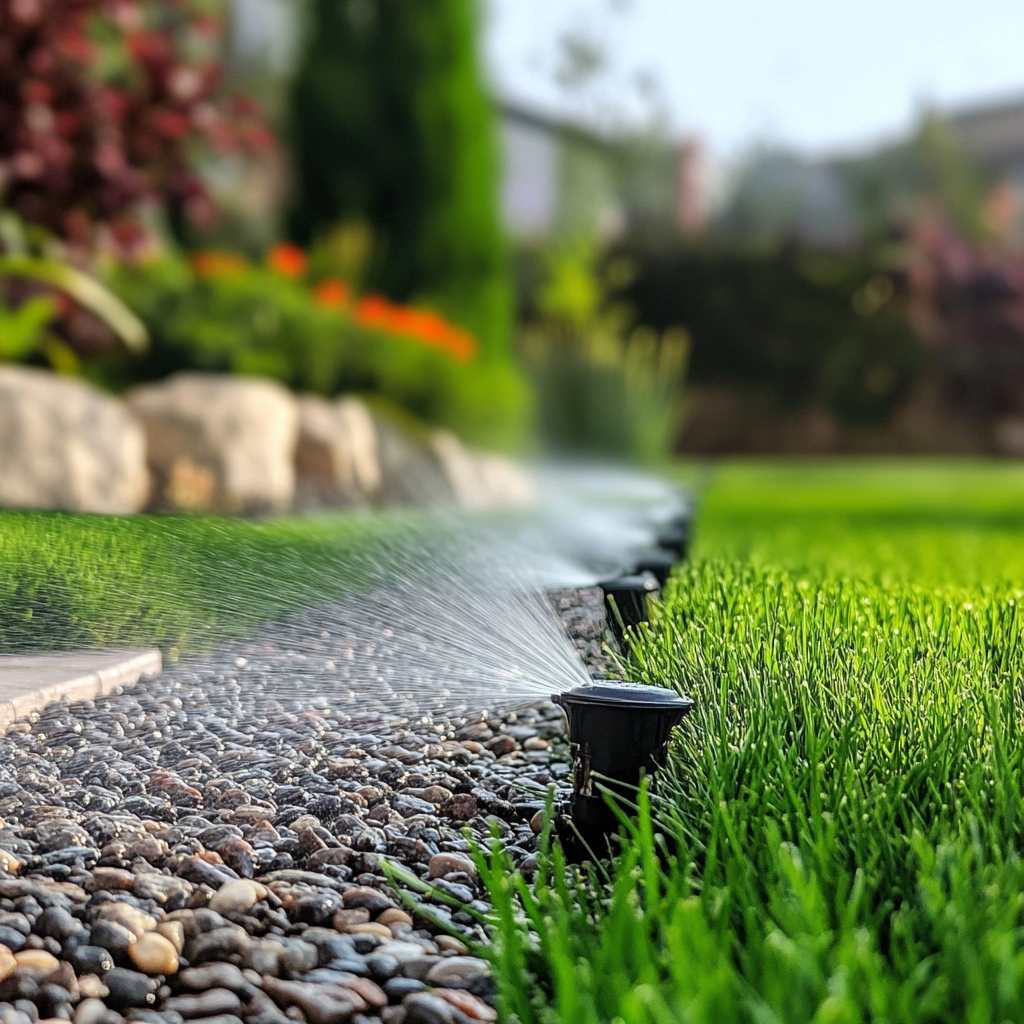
[103,969,159,1009]
[427,853,477,881]
[376,908,413,929]
[176,965,249,994]
[0,944,16,981]
[96,906,157,940]
[90,920,137,959]
[163,990,241,1019]
[402,993,456,1024]
[207,881,264,916]
[13,951,60,976]
[341,887,394,914]
[77,976,109,999]
[0,926,27,952]
[443,795,478,821]
[87,867,135,892]
[261,978,360,1024]
[155,922,184,955]
[434,989,498,1021]
[483,736,517,757]
[73,998,111,1024]
[0,850,23,875]
[436,936,468,956]
[127,933,179,975]
[0,580,606,1021]
[332,907,370,929]
[383,977,425,1001]
[424,957,490,989]
[346,923,391,939]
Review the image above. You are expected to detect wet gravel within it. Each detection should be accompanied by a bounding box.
[0,586,613,1024]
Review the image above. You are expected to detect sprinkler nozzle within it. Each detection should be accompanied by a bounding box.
[597,573,659,648]
[552,681,694,858]
[632,546,676,586]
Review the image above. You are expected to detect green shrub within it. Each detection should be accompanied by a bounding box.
[521,238,688,461]
[100,255,530,448]
[610,241,921,425]
[288,0,511,357]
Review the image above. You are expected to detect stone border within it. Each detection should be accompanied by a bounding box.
[0,647,162,729]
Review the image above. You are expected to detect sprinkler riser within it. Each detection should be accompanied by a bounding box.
[552,682,694,859]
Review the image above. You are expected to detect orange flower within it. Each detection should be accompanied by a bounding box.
[356,295,478,363]
[313,278,350,309]
[268,243,307,277]
[356,294,392,327]
[192,250,246,278]
[442,326,477,362]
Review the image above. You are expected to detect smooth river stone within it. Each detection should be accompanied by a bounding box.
[208,879,265,915]
[0,944,15,981]
[427,852,477,880]
[128,932,180,975]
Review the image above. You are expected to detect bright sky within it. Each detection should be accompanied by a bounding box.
[485,0,1024,159]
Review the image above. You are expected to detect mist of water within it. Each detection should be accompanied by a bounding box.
[8,462,690,728]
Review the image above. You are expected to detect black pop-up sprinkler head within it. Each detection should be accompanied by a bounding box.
[552,681,694,857]
[632,546,676,586]
[597,573,659,648]
[656,517,691,560]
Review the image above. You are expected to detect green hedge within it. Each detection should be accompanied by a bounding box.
[611,242,921,424]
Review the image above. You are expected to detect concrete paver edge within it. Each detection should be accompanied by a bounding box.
[0,648,163,730]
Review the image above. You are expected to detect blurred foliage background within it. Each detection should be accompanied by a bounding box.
[4,0,1024,460]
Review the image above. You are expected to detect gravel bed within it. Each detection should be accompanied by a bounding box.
[0,586,612,1024]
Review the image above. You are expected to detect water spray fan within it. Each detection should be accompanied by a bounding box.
[552,681,694,857]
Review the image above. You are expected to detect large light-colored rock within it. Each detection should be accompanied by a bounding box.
[429,430,486,508]
[296,400,536,510]
[0,366,148,513]
[372,412,454,505]
[475,451,535,507]
[294,396,381,507]
[127,373,298,513]
[429,431,535,509]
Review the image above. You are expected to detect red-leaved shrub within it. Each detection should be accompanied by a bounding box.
[0,0,272,255]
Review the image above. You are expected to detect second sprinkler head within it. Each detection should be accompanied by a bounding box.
[597,572,659,648]
[632,546,676,586]
[656,520,691,560]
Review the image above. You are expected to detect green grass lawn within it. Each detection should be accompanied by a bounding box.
[0,509,405,655]
[483,460,1024,1024]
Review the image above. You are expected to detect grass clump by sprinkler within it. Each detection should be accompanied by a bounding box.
[480,460,1024,1024]
[631,546,676,586]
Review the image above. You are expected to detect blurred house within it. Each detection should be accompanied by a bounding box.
[714,147,859,248]
[498,101,707,242]
[717,90,1024,250]
[945,93,1024,239]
